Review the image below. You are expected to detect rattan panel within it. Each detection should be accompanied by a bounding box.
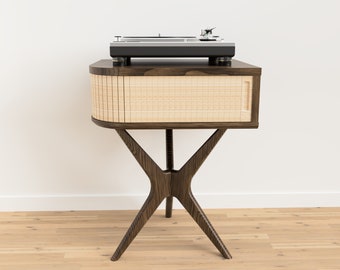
[91,75,252,123]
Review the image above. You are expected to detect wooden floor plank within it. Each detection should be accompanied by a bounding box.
[0,208,340,270]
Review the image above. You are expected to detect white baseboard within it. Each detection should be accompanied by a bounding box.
[1,192,340,211]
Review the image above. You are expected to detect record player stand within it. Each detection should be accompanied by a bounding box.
[111,128,232,261]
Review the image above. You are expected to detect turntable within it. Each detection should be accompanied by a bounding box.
[110,28,235,65]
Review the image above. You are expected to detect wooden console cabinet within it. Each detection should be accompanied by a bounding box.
[89,59,261,260]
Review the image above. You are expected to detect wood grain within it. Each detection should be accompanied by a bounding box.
[165,129,174,218]
[1,208,340,269]
[111,129,231,260]
[92,116,259,129]
[89,59,262,76]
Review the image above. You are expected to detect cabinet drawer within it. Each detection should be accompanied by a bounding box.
[91,75,254,123]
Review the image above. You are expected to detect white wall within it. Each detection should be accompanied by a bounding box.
[1,0,340,211]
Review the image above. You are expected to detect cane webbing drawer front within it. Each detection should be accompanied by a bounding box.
[89,59,261,128]
[91,75,253,123]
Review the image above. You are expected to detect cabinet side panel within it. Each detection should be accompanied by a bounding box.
[251,75,261,124]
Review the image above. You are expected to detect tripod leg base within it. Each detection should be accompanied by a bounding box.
[112,129,232,260]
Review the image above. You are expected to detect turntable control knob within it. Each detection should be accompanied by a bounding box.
[114,36,122,42]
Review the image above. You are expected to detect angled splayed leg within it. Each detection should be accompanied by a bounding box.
[178,191,232,259]
[179,129,226,184]
[111,192,163,261]
[173,129,232,258]
[112,129,170,260]
[116,129,164,183]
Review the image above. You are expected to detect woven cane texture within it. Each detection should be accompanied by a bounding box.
[91,75,252,123]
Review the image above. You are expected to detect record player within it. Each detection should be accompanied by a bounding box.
[110,28,235,65]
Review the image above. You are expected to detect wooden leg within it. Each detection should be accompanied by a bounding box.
[165,196,173,218]
[178,129,227,183]
[112,129,232,260]
[178,191,232,259]
[115,129,164,184]
[113,129,171,261]
[165,129,174,218]
[173,129,232,259]
[111,192,163,261]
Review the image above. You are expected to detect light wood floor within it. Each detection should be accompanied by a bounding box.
[0,208,340,270]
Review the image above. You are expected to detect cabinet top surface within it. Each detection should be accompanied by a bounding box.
[89,59,261,76]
